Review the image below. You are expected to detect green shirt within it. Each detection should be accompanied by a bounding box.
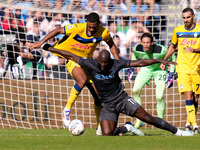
[132,43,176,72]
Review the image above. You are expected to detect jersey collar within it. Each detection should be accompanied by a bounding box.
[185,23,196,31]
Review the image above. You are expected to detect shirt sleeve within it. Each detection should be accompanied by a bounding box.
[64,24,77,36]
[102,29,111,43]
[171,27,178,46]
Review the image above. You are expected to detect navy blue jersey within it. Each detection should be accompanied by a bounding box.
[79,58,131,103]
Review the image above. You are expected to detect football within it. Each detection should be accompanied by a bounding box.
[69,119,85,136]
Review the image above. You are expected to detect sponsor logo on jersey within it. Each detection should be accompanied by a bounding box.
[180,38,197,46]
[70,43,92,50]
[95,70,116,80]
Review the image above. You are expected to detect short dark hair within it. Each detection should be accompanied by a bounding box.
[141,32,154,42]
[87,12,100,23]
[182,7,194,15]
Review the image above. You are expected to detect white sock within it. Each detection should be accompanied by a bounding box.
[193,125,199,129]
[124,125,132,132]
[64,108,71,111]
[185,123,190,127]
[174,128,182,136]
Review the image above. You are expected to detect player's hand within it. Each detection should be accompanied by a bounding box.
[160,63,166,70]
[185,46,194,53]
[161,60,177,67]
[128,67,134,83]
[28,41,43,50]
[165,72,174,89]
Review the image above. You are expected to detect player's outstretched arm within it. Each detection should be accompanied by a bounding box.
[28,27,65,50]
[160,44,176,70]
[130,59,177,68]
[106,38,120,60]
[42,44,81,64]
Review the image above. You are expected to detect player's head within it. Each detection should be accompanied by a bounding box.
[98,49,111,72]
[87,12,100,36]
[140,32,154,52]
[182,7,195,28]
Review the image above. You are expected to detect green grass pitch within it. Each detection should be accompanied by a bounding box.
[0,129,199,150]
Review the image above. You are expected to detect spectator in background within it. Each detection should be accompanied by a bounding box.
[92,47,100,60]
[10,18,26,41]
[14,0,33,21]
[95,0,109,13]
[127,20,149,55]
[70,14,86,24]
[32,0,51,8]
[113,35,127,59]
[1,8,13,31]
[13,9,24,24]
[117,16,129,33]
[0,49,6,77]
[52,0,70,11]
[54,21,65,39]
[108,21,118,37]
[18,35,43,79]
[67,0,82,11]
[26,11,49,34]
[116,17,129,57]
[27,21,46,41]
[47,13,63,33]
[3,44,20,79]
[145,0,162,43]
[130,0,148,22]
[110,0,128,14]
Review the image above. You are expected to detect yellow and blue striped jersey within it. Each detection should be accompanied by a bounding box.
[171,23,200,74]
[52,22,111,58]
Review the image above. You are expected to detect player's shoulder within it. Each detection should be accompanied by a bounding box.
[65,22,86,30]
[134,44,143,52]
[99,24,109,33]
[195,23,200,28]
[174,24,185,31]
[152,43,166,53]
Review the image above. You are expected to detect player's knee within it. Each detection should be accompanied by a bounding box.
[102,129,113,136]
[133,88,140,96]
[76,78,87,87]
[156,95,163,102]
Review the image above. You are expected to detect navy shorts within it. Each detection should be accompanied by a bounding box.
[100,92,141,123]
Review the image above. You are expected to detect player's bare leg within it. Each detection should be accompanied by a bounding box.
[101,120,144,136]
[135,106,194,136]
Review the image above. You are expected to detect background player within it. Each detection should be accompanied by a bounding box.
[160,7,200,134]
[128,33,176,128]
[42,45,194,136]
[29,12,119,135]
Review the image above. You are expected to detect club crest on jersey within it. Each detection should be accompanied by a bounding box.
[180,84,183,90]
[93,38,97,43]
[194,32,198,38]
[68,25,73,29]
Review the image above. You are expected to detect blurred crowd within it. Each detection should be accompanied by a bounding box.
[0,0,169,79]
